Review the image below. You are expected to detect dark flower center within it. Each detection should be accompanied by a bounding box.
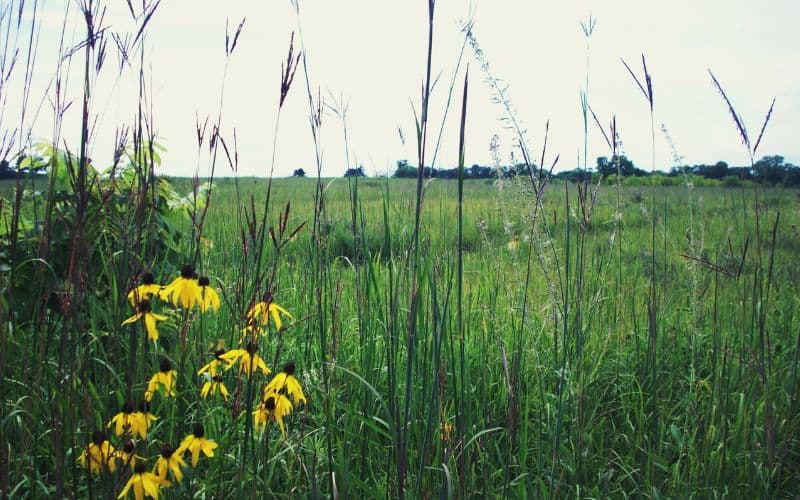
[160,358,172,373]
[141,272,155,285]
[282,361,296,376]
[214,348,226,360]
[138,299,152,313]
[264,397,276,410]
[123,439,135,453]
[193,424,205,438]
[139,400,151,414]
[212,375,224,382]
[134,461,146,474]
[122,401,135,414]
[198,276,210,287]
[91,430,106,446]
[180,264,195,279]
[161,444,174,458]
[262,291,273,304]
[246,342,259,354]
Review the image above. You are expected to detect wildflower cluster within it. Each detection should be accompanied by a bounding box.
[78,264,306,498]
[77,265,225,499]
[123,266,221,341]
[253,362,306,439]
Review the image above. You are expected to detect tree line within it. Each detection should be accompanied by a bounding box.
[381,155,800,187]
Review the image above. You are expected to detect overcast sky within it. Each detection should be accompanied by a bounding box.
[6,0,799,177]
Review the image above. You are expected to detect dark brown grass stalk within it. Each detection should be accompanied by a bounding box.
[708,69,778,483]
[622,54,659,485]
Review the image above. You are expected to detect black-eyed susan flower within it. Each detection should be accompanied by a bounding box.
[246,292,293,331]
[197,348,233,377]
[253,390,292,439]
[145,359,177,401]
[200,374,229,400]
[264,361,306,405]
[122,299,167,341]
[78,430,116,473]
[176,424,218,467]
[108,401,138,438]
[114,439,141,471]
[153,444,185,483]
[197,276,220,313]
[127,272,163,306]
[161,264,200,309]
[133,401,157,440]
[220,341,270,376]
[118,461,170,500]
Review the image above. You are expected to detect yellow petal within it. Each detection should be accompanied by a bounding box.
[122,313,143,326]
[144,314,159,340]
[191,442,201,467]
[133,479,144,500]
[202,440,218,458]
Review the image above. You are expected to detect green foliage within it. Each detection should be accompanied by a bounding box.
[0,142,187,322]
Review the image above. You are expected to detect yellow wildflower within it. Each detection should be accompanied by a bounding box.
[122,299,167,341]
[220,342,270,376]
[200,374,229,401]
[108,402,138,438]
[246,292,293,331]
[176,424,218,467]
[197,349,233,377]
[145,359,177,401]
[133,401,157,440]
[153,444,185,483]
[127,272,163,306]
[113,439,142,471]
[253,390,293,439]
[197,276,220,313]
[78,430,116,474]
[118,462,170,500]
[161,264,200,309]
[264,362,306,405]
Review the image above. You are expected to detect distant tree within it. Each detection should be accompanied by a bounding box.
[344,166,366,177]
[596,155,642,177]
[784,163,800,187]
[702,160,730,179]
[394,160,418,178]
[292,168,306,177]
[753,155,785,184]
[669,165,694,177]
[555,168,592,183]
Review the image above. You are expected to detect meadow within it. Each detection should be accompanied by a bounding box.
[3,172,800,498]
[2,1,800,498]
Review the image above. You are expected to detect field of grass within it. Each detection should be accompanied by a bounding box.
[3,172,800,498]
[2,1,800,498]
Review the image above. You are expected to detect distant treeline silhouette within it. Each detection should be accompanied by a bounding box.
[390,155,800,187]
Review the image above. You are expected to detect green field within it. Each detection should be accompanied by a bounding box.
[2,1,799,497]
[3,172,800,498]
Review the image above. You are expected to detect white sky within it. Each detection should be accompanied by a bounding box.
[4,0,799,177]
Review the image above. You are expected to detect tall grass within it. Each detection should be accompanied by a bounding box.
[1,1,799,498]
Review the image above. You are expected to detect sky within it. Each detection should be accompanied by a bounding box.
[3,0,799,177]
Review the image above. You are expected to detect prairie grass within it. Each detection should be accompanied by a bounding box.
[1,1,799,498]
